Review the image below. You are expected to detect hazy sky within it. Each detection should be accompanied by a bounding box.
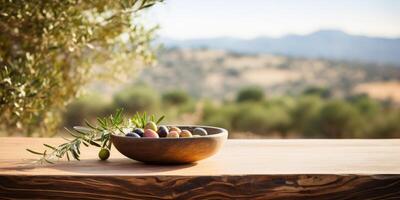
[145,0,400,39]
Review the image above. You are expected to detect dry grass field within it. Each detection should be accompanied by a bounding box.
[135,48,399,100]
[354,81,400,103]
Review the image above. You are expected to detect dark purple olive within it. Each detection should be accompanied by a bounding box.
[133,128,144,137]
[157,125,169,137]
[126,132,141,138]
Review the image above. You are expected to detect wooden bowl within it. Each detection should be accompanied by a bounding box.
[111,125,228,164]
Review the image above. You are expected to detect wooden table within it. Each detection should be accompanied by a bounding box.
[1,138,400,199]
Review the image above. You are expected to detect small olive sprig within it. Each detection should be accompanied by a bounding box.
[26,109,164,164]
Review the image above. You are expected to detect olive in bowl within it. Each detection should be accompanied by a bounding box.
[111,125,228,164]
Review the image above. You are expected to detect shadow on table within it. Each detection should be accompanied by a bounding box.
[1,158,197,175]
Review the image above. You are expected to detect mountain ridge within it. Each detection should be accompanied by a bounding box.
[160,30,400,65]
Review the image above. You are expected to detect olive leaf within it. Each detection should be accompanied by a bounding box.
[27,109,165,164]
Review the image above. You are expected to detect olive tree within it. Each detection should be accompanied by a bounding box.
[306,101,364,138]
[0,0,161,136]
[236,87,264,103]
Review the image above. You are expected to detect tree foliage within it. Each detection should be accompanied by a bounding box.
[0,0,161,136]
[202,89,400,138]
[162,90,190,106]
[59,86,400,139]
[113,86,160,113]
[236,87,264,102]
[306,101,363,138]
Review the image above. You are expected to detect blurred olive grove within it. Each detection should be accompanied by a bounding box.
[62,86,400,139]
[206,88,400,138]
[0,0,160,136]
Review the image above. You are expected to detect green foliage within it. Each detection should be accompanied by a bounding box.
[236,87,264,102]
[52,84,400,139]
[233,103,291,136]
[0,0,161,136]
[202,101,292,136]
[232,104,271,134]
[348,94,381,118]
[130,112,164,129]
[63,86,200,128]
[113,86,160,113]
[162,90,190,106]
[202,102,237,130]
[291,96,323,134]
[304,101,364,138]
[201,90,400,138]
[303,87,332,98]
[368,112,400,138]
[63,93,111,128]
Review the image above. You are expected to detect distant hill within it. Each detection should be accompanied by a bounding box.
[135,48,400,100]
[160,30,400,65]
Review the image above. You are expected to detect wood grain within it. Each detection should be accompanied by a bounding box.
[1,175,400,199]
[1,138,400,199]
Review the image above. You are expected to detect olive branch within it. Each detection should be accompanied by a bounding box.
[27,109,164,164]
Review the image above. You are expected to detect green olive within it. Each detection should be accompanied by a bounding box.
[98,148,110,161]
[144,121,158,132]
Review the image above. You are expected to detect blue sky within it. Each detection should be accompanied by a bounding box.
[145,0,400,39]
